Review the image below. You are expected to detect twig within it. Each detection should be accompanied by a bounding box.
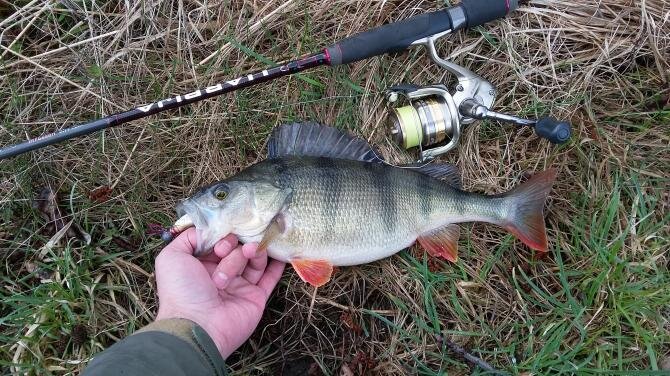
[435,334,506,375]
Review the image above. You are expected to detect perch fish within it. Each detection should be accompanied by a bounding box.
[166,123,556,287]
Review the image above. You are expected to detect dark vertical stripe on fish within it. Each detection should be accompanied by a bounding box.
[367,162,397,232]
[271,158,289,186]
[416,172,431,219]
[316,157,339,243]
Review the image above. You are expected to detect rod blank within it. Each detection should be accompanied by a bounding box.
[0,52,329,160]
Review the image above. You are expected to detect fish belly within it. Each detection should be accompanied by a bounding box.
[266,228,418,266]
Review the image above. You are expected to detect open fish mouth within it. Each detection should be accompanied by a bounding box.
[163,213,195,238]
[162,200,224,257]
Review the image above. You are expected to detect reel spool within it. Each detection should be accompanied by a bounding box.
[385,34,572,162]
[390,96,452,150]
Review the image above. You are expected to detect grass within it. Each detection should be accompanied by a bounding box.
[1,0,669,374]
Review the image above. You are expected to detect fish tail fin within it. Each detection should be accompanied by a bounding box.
[499,169,557,252]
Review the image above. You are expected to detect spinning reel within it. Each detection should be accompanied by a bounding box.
[386,33,572,161]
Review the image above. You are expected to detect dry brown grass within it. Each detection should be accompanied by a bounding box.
[1,0,669,374]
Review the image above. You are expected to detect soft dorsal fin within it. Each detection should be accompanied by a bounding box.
[402,163,462,189]
[267,122,383,163]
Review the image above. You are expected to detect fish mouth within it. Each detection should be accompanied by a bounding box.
[172,199,227,257]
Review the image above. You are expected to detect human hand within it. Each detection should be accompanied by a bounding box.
[154,228,285,358]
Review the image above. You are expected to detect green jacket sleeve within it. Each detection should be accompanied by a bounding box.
[82,318,227,376]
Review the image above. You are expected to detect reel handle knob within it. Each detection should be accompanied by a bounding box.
[535,117,572,144]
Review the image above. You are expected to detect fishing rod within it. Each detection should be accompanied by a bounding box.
[0,0,570,161]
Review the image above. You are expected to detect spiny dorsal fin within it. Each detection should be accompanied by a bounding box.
[267,122,383,163]
[402,163,462,189]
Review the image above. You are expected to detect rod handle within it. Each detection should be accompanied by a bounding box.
[326,10,452,66]
[461,0,518,29]
[326,0,517,66]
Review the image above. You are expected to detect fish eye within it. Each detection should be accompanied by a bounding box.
[214,187,228,200]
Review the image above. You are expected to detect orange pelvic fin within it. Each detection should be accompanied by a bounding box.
[500,169,557,252]
[417,224,460,262]
[291,259,334,287]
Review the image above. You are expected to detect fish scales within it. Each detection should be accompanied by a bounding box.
[239,157,467,265]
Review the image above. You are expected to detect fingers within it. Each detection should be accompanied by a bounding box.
[160,228,238,258]
[213,234,238,258]
[257,260,286,298]
[203,262,219,276]
[160,228,198,256]
[212,246,248,289]
[241,243,268,285]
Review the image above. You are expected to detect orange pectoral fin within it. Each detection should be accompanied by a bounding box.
[291,259,334,287]
[417,224,460,263]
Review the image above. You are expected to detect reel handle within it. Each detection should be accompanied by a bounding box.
[459,99,572,145]
[535,117,572,144]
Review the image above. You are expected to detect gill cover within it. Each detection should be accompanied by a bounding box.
[177,180,290,256]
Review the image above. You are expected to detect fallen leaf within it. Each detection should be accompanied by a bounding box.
[24,261,37,274]
[33,186,91,247]
[88,186,112,203]
[69,222,92,245]
[24,261,54,280]
[33,187,65,230]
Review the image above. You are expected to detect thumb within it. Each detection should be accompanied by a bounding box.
[161,227,198,256]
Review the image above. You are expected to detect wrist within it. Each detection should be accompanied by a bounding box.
[138,318,227,372]
[155,310,235,358]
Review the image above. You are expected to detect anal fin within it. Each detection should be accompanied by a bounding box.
[291,259,333,287]
[417,224,460,262]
